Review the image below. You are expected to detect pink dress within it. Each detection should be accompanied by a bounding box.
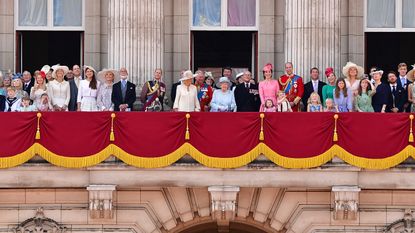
[259,79,280,112]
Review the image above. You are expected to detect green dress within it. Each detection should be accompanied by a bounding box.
[355,91,375,112]
[322,85,335,107]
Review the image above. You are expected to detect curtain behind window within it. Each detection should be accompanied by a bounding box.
[19,0,47,26]
[367,0,395,28]
[193,0,221,27]
[228,0,256,26]
[54,0,82,26]
[403,0,415,28]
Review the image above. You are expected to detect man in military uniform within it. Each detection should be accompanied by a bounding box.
[278,62,304,112]
[234,71,260,112]
[194,70,213,112]
[140,68,166,111]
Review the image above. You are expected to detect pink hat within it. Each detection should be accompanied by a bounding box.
[263,63,273,72]
[325,67,334,77]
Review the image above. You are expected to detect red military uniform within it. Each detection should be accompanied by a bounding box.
[195,83,213,112]
[279,74,304,112]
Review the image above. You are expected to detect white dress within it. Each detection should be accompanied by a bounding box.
[48,80,70,110]
[173,84,201,112]
[30,87,48,109]
[77,79,100,111]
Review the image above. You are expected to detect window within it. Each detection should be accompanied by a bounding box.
[365,0,415,31]
[191,0,258,30]
[16,0,84,30]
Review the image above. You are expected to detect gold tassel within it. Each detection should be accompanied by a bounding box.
[259,113,265,141]
[110,113,116,142]
[185,114,190,140]
[410,115,414,143]
[35,113,42,140]
[333,114,339,142]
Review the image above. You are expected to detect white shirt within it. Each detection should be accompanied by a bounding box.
[77,79,100,103]
[74,76,82,88]
[390,83,397,92]
[48,80,70,108]
[312,80,319,92]
[173,84,201,112]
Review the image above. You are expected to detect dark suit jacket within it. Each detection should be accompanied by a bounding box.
[234,83,261,112]
[170,82,180,106]
[302,80,326,111]
[0,95,5,112]
[401,79,412,112]
[112,81,137,111]
[387,83,406,112]
[23,79,34,96]
[68,79,78,112]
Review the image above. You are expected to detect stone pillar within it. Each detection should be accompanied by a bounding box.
[108,0,164,91]
[332,186,360,221]
[0,0,14,73]
[84,0,101,69]
[285,0,341,82]
[208,186,240,227]
[87,185,116,219]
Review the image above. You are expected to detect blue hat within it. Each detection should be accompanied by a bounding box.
[216,77,231,88]
[12,73,22,80]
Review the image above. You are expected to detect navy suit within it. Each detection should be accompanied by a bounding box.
[112,80,137,111]
[387,83,406,113]
[0,95,5,112]
[302,80,326,111]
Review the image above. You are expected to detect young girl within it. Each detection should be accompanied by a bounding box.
[307,92,323,112]
[355,78,375,112]
[333,78,353,112]
[19,96,37,112]
[324,98,338,112]
[37,93,52,112]
[263,99,276,112]
[4,87,21,112]
[276,91,292,112]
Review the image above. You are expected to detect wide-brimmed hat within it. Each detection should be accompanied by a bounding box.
[407,65,415,82]
[205,71,213,79]
[342,62,364,79]
[51,65,69,79]
[84,65,97,74]
[180,70,194,82]
[41,65,51,74]
[97,69,120,83]
[216,77,231,88]
[236,72,244,80]
[370,68,384,77]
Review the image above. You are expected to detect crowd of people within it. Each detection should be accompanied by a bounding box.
[0,61,414,113]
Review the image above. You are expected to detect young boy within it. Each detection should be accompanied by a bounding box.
[4,87,21,112]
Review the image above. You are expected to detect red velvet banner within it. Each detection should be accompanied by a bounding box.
[0,112,414,169]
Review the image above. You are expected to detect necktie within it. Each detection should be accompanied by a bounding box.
[392,85,396,94]
[121,81,127,99]
[245,83,249,89]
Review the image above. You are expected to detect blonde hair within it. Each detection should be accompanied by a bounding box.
[307,92,321,104]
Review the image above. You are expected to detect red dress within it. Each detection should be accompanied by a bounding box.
[279,74,304,112]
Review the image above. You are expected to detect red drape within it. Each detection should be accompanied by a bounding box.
[0,113,36,157]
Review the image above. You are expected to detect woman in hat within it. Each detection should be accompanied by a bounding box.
[77,66,100,111]
[259,63,279,112]
[321,67,337,107]
[205,72,215,88]
[371,68,389,113]
[342,62,364,93]
[48,65,70,111]
[210,76,236,112]
[173,70,200,112]
[11,74,28,99]
[2,73,12,95]
[30,70,50,110]
[97,69,119,111]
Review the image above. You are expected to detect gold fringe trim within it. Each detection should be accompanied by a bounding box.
[1,143,415,169]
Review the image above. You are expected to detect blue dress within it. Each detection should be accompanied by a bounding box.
[210,90,236,112]
[333,89,353,112]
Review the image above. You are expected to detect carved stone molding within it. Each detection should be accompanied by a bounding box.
[386,209,415,233]
[87,185,116,219]
[208,186,240,226]
[332,186,361,220]
[13,208,66,233]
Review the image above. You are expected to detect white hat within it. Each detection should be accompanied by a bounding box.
[369,68,384,77]
[97,69,120,83]
[216,77,231,88]
[236,72,244,80]
[180,70,194,82]
[51,65,69,79]
[41,65,51,74]
[84,65,97,74]
[407,64,415,82]
[342,62,364,79]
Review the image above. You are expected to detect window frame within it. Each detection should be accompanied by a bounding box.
[190,0,259,31]
[364,0,415,32]
[15,0,85,31]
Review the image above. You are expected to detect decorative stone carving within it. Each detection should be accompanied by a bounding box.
[386,209,415,233]
[208,186,240,225]
[13,207,66,233]
[87,185,116,219]
[332,186,361,220]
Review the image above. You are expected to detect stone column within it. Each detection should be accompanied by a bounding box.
[208,186,240,228]
[285,0,341,82]
[332,185,360,221]
[108,0,164,91]
[87,185,116,219]
[0,0,14,73]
